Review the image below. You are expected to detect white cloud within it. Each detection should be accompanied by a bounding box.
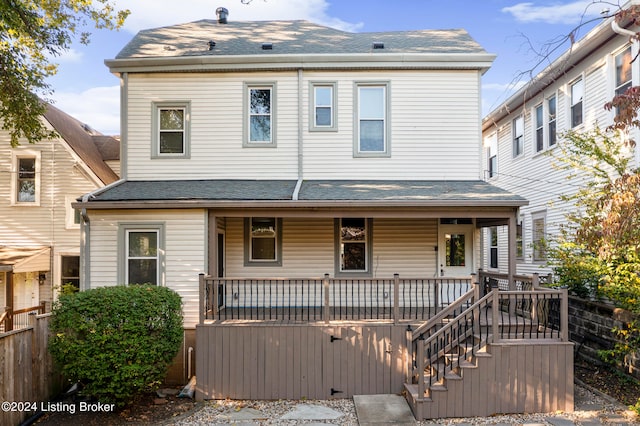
[114,0,362,33]
[502,0,603,24]
[51,48,84,63]
[51,86,121,136]
[483,81,527,92]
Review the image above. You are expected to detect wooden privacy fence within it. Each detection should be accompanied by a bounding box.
[0,313,63,426]
[199,274,472,323]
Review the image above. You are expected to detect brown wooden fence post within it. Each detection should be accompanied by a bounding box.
[323,274,330,324]
[393,274,400,325]
[560,288,569,342]
[492,289,500,342]
[532,273,540,290]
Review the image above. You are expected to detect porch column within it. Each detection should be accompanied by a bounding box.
[207,211,218,277]
[507,209,517,290]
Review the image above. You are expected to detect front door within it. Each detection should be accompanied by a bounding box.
[438,224,474,276]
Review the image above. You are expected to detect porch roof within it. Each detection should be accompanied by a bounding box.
[78,179,527,208]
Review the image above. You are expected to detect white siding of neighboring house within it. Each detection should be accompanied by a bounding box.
[482,36,640,276]
[125,70,482,181]
[87,209,207,327]
[0,123,106,306]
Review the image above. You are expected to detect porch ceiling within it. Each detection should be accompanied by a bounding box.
[75,179,527,211]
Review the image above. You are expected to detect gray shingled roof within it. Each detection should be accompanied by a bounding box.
[115,20,487,59]
[85,180,526,206]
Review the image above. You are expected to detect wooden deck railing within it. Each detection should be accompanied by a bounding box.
[0,302,47,333]
[199,274,472,323]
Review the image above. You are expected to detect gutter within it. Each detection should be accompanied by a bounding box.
[612,19,637,37]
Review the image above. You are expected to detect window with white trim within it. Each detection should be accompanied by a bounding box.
[12,153,40,205]
[338,218,371,273]
[532,214,546,261]
[244,218,282,266]
[355,83,389,156]
[126,230,159,285]
[535,104,544,153]
[310,83,337,131]
[152,102,190,158]
[65,196,81,229]
[571,78,583,127]
[512,116,523,157]
[615,46,632,116]
[61,255,80,289]
[547,95,557,147]
[245,84,276,146]
[485,133,497,179]
[489,227,498,269]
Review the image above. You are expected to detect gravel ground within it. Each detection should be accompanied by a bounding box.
[170,383,638,425]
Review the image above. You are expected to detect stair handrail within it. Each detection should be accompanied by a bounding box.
[411,288,476,340]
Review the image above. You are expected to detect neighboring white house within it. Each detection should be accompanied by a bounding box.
[0,103,119,327]
[481,2,640,276]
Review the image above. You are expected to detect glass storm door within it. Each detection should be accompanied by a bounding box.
[438,224,474,276]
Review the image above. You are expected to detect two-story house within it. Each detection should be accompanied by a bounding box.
[481,1,640,278]
[76,10,576,419]
[0,103,119,330]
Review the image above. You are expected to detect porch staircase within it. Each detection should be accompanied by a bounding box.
[403,290,497,419]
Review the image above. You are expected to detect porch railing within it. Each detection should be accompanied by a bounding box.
[199,274,472,323]
[0,302,47,333]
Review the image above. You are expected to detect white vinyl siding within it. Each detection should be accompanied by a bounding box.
[87,209,206,327]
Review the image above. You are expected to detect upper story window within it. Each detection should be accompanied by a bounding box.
[535,104,544,153]
[485,133,497,179]
[570,78,583,127]
[355,82,390,157]
[547,95,557,147]
[310,83,337,131]
[512,116,523,157]
[245,83,276,147]
[152,102,190,158]
[244,217,282,266]
[615,46,632,116]
[12,153,40,205]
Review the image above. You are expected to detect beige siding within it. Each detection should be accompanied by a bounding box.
[88,209,207,327]
[125,70,482,181]
[225,217,439,279]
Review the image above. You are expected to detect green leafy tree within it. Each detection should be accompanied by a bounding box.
[0,0,129,146]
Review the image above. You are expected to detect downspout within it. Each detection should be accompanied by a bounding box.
[612,20,636,37]
[293,68,304,201]
[120,72,128,180]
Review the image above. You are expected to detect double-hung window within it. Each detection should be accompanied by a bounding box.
[535,104,544,153]
[152,102,190,158]
[547,95,557,147]
[615,46,632,116]
[485,133,497,178]
[355,82,390,156]
[119,224,164,286]
[337,218,372,274]
[512,116,523,157]
[532,214,546,261]
[12,153,40,205]
[245,83,276,146]
[489,227,498,269]
[244,218,282,266]
[571,78,583,127]
[310,83,337,131]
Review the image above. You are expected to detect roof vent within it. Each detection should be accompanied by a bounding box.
[208,40,216,50]
[216,7,229,24]
[261,42,273,50]
[372,42,384,49]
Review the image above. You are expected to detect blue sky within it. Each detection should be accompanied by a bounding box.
[47,0,615,135]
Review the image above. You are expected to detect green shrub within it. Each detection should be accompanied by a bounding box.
[49,285,183,406]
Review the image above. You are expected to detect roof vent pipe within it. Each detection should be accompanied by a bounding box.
[216,7,229,24]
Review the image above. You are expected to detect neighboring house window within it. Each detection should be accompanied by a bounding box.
[570,78,583,127]
[152,102,190,158]
[310,83,337,131]
[61,256,80,289]
[615,46,632,116]
[516,219,523,260]
[65,196,81,229]
[512,116,523,157]
[547,95,557,147]
[245,83,276,146]
[336,218,372,274]
[532,214,546,261]
[12,153,40,205]
[485,133,497,179]
[119,224,165,285]
[244,218,282,266]
[355,82,390,157]
[489,227,498,269]
[535,104,544,153]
